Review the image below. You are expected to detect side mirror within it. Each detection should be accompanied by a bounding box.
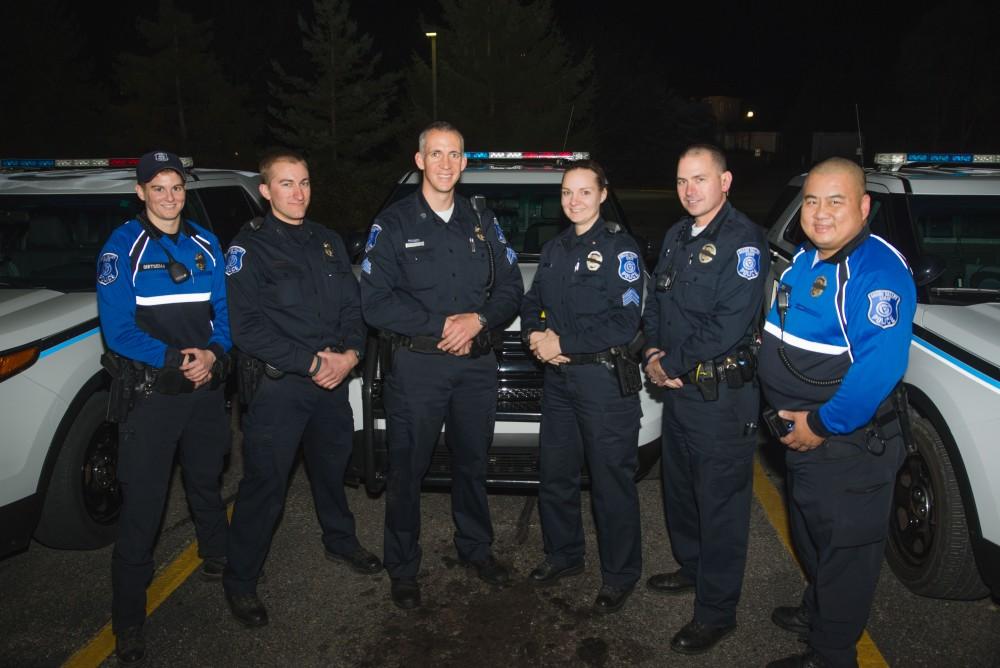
[912,255,946,288]
[346,229,367,264]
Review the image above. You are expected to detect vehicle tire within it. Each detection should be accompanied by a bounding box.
[33,391,121,549]
[885,415,988,600]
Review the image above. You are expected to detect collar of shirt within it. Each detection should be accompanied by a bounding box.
[680,200,732,246]
[416,190,466,226]
[561,216,606,250]
[263,211,314,244]
[805,224,871,266]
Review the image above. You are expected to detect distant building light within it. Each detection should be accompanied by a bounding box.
[745,110,755,119]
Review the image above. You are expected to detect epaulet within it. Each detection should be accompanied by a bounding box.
[604,220,623,234]
[245,216,264,232]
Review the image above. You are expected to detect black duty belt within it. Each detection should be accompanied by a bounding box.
[563,350,615,365]
[388,332,494,357]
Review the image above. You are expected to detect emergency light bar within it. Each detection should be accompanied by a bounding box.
[1,157,195,170]
[875,153,1000,171]
[464,151,589,161]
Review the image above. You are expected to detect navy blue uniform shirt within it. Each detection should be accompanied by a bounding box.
[224,213,365,375]
[643,201,768,377]
[97,217,230,367]
[360,191,523,336]
[521,219,643,353]
[758,228,916,436]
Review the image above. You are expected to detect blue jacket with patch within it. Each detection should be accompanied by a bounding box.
[521,219,643,353]
[360,191,523,337]
[642,201,768,377]
[96,217,231,368]
[225,213,365,376]
[758,228,916,435]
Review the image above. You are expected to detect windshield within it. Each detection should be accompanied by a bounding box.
[0,194,142,291]
[384,183,629,258]
[910,194,1000,304]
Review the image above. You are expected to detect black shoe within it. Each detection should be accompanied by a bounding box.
[771,604,811,635]
[325,546,383,575]
[528,559,584,586]
[390,579,421,610]
[766,649,830,668]
[593,583,634,614]
[200,557,226,581]
[115,626,145,666]
[462,555,510,586]
[669,620,736,655]
[225,591,269,628]
[646,569,695,595]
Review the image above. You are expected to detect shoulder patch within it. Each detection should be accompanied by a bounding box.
[867,289,901,329]
[225,246,246,276]
[736,246,761,280]
[361,257,372,275]
[617,251,640,283]
[97,252,119,286]
[506,246,518,266]
[622,287,640,307]
[365,224,382,252]
[494,220,507,244]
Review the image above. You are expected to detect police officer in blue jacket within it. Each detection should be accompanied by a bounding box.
[97,150,231,666]
[760,158,915,668]
[222,150,380,628]
[642,145,768,655]
[360,122,523,610]
[521,160,644,614]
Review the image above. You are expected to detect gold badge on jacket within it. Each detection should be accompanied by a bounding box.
[474,225,486,241]
[323,241,334,258]
[698,243,716,264]
[811,275,827,297]
[586,250,603,271]
[194,252,206,271]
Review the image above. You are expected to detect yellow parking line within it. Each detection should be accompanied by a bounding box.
[753,456,889,668]
[63,504,234,668]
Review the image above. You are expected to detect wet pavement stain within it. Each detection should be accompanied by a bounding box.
[576,637,609,666]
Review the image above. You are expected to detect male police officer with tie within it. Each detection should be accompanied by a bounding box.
[360,122,523,610]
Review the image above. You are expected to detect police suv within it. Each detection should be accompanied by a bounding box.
[0,157,262,557]
[349,151,662,493]
[765,152,1000,600]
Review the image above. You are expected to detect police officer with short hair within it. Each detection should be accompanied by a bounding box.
[643,144,768,655]
[97,150,231,666]
[222,150,380,628]
[760,158,915,668]
[360,121,523,610]
[521,160,644,614]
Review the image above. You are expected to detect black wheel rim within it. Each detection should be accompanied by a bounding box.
[890,450,935,568]
[80,420,121,525]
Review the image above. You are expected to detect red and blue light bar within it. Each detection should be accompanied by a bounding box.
[464,151,589,161]
[1,157,195,170]
[875,153,1000,170]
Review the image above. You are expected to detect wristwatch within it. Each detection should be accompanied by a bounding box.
[477,313,488,329]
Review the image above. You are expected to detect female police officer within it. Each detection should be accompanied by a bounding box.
[521,160,643,614]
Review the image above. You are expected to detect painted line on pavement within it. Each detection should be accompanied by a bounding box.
[752,456,888,668]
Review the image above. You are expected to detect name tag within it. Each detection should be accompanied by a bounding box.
[405,240,425,248]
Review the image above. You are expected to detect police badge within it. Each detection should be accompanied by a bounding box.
[323,241,334,257]
[735,246,760,280]
[225,246,246,276]
[194,252,206,271]
[97,252,119,285]
[698,243,717,264]
[474,225,486,242]
[365,224,382,252]
[810,275,827,297]
[586,251,603,271]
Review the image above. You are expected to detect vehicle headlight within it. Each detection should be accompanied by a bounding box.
[0,346,40,383]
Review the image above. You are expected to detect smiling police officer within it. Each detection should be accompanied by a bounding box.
[643,145,768,655]
[360,121,523,610]
[222,150,380,628]
[759,158,916,668]
[97,150,231,666]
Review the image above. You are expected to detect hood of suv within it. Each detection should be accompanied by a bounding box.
[0,289,99,351]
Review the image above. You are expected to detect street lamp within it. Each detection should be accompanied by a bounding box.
[425,32,438,120]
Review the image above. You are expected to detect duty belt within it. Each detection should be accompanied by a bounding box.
[563,350,616,365]
[385,332,495,357]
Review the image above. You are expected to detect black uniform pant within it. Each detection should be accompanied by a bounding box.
[660,382,758,627]
[224,375,358,595]
[382,349,497,580]
[538,363,642,588]
[786,426,905,668]
[112,387,229,631]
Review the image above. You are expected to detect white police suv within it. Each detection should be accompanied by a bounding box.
[765,152,1000,600]
[0,157,261,557]
[349,152,663,493]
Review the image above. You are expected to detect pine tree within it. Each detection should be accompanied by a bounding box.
[406,0,595,150]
